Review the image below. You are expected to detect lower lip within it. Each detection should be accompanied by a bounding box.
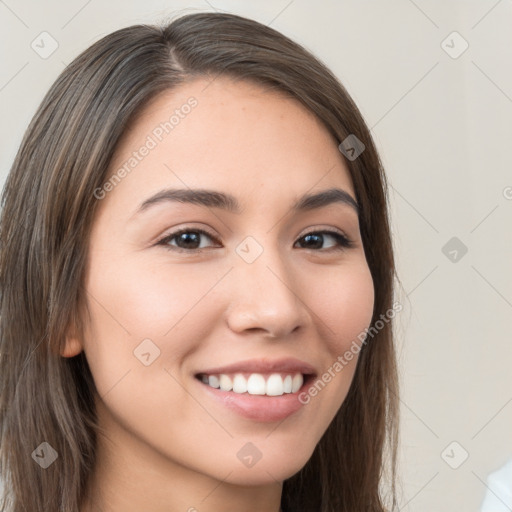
[195,377,312,422]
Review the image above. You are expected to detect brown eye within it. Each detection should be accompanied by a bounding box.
[157,228,220,251]
[295,231,354,251]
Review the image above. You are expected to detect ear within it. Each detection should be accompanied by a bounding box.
[61,336,83,358]
[60,319,84,358]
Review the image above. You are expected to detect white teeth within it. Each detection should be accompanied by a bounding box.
[266,373,284,396]
[291,374,303,393]
[208,375,220,389]
[200,372,305,396]
[247,374,266,395]
[232,373,248,393]
[219,374,233,391]
[283,375,292,393]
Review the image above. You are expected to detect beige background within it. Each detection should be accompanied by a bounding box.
[1,1,511,510]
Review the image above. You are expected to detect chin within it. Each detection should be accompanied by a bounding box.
[208,446,315,486]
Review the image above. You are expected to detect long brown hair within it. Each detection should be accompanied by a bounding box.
[0,11,399,512]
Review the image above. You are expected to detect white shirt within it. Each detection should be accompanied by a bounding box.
[481,459,512,511]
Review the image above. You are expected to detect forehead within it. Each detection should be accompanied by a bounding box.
[102,76,355,216]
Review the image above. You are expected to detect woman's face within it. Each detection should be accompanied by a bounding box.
[66,76,374,489]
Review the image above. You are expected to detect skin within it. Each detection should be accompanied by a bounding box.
[63,76,375,512]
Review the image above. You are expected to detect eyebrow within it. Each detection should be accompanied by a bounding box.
[131,186,359,219]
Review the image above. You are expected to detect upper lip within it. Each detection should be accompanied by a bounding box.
[195,357,317,376]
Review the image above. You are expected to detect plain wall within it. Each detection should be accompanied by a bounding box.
[1,1,511,510]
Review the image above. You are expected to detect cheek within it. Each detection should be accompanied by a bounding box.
[81,254,228,379]
[297,260,374,417]
[80,255,227,442]
[87,251,223,332]
[313,260,375,352]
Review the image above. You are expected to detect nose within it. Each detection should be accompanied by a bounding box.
[225,246,310,339]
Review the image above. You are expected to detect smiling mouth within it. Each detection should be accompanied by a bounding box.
[195,372,314,397]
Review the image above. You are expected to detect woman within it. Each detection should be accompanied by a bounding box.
[0,11,399,512]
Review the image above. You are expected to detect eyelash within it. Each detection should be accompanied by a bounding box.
[155,227,355,253]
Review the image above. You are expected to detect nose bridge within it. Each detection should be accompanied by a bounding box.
[226,235,308,337]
